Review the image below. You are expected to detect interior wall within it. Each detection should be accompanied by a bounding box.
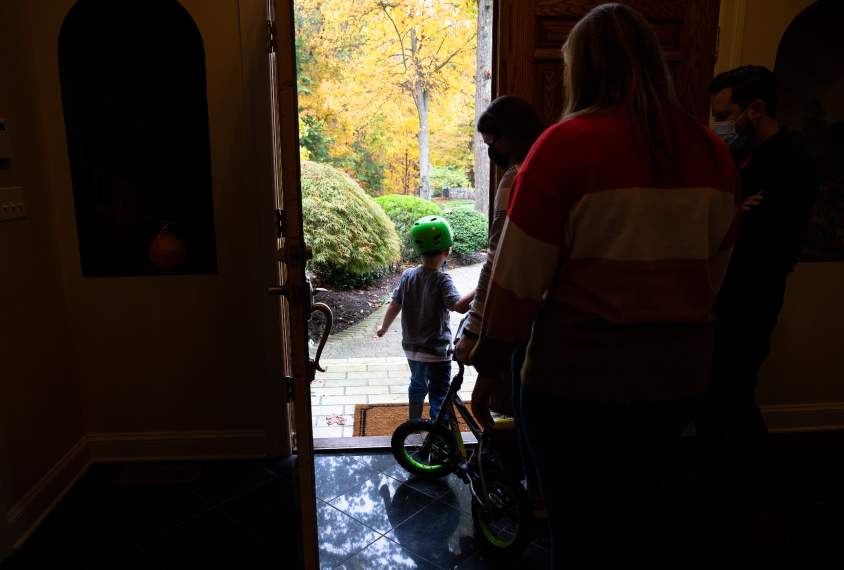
[739,0,816,71]
[27,0,279,438]
[716,0,844,425]
[0,0,86,516]
[0,0,288,554]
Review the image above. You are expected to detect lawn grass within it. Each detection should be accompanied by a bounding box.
[437,199,474,210]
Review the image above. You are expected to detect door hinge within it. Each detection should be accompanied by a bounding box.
[714,26,720,60]
[267,20,277,53]
[285,376,294,403]
[275,207,286,239]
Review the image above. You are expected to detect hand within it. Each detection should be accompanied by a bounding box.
[742,191,764,211]
[470,374,506,432]
[376,325,387,337]
[454,336,477,365]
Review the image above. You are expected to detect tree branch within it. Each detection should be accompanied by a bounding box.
[433,32,477,73]
[378,2,408,74]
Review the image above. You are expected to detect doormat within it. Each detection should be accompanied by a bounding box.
[353,402,477,437]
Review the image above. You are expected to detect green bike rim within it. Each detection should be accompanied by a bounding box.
[401,431,450,472]
[477,481,519,548]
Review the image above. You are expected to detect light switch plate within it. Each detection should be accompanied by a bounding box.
[0,187,25,222]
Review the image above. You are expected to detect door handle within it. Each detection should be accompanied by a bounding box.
[269,279,333,377]
[309,303,333,373]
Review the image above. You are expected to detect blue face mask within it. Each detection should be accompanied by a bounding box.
[713,107,754,150]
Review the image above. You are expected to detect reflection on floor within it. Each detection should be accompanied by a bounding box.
[315,451,552,570]
[0,430,841,569]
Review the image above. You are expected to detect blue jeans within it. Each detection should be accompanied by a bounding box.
[407,360,452,419]
[521,384,703,570]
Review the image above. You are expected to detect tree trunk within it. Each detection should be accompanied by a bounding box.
[416,88,431,200]
[411,28,432,201]
[473,0,493,215]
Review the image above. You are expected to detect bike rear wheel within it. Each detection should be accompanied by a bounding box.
[472,469,533,557]
[391,419,457,478]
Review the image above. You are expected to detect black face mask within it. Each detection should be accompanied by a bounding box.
[487,137,510,170]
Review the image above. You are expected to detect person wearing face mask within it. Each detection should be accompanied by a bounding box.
[453,95,546,514]
[454,95,546,367]
[695,65,819,550]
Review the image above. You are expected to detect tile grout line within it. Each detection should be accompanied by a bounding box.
[319,501,387,570]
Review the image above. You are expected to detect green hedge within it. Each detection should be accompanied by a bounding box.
[374,195,442,261]
[443,206,488,256]
[302,161,400,288]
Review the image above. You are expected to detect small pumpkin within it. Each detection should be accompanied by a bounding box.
[148,224,187,269]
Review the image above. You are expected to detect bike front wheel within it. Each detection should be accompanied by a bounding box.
[472,469,533,557]
[391,419,457,478]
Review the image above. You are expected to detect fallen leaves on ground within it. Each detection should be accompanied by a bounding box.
[326,414,346,426]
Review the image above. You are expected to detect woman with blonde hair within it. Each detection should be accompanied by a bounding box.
[470,4,742,569]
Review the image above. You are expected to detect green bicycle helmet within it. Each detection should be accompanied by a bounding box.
[410,215,454,255]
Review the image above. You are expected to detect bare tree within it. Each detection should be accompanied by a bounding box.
[473,0,493,214]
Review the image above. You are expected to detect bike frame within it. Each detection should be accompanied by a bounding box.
[420,357,503,513]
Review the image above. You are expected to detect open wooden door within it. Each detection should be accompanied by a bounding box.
[497,0,721,126]
[268,1,327,569]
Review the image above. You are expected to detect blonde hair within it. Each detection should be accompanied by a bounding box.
[561,3,696,180]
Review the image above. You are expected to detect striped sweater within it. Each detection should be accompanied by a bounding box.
[466,164,520,336]
[470,105,742,403]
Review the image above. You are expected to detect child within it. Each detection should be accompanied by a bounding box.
[376,216,475,419]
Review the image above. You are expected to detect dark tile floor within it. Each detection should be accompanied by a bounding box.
[0,430,841,569]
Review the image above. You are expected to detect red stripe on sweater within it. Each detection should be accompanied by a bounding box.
[507,106,739,247]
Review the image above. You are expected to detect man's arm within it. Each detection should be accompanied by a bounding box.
[376,300,402,337]
[451,288,476,314]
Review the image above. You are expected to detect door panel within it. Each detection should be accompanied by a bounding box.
[498,0,721,126]
[272,1,319,568]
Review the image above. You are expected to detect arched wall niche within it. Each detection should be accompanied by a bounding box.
[58,0,217,277]
[775,0,844,262]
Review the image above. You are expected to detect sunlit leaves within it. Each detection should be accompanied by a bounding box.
[295,0,476,195]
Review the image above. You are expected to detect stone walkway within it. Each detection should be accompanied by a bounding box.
[309,262,483,438]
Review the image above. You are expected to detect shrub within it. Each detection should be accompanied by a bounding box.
[443,206,488,256]
[301,161,400,288]
[375,194,442,261]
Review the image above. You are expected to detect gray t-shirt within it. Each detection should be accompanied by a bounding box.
[392,266,462,361]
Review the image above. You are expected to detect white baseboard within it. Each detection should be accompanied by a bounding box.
[5,429,267,550]
[762,402,844,433]
[87,429,267,462]
[680,402,844,438]
[6,436,92,550]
